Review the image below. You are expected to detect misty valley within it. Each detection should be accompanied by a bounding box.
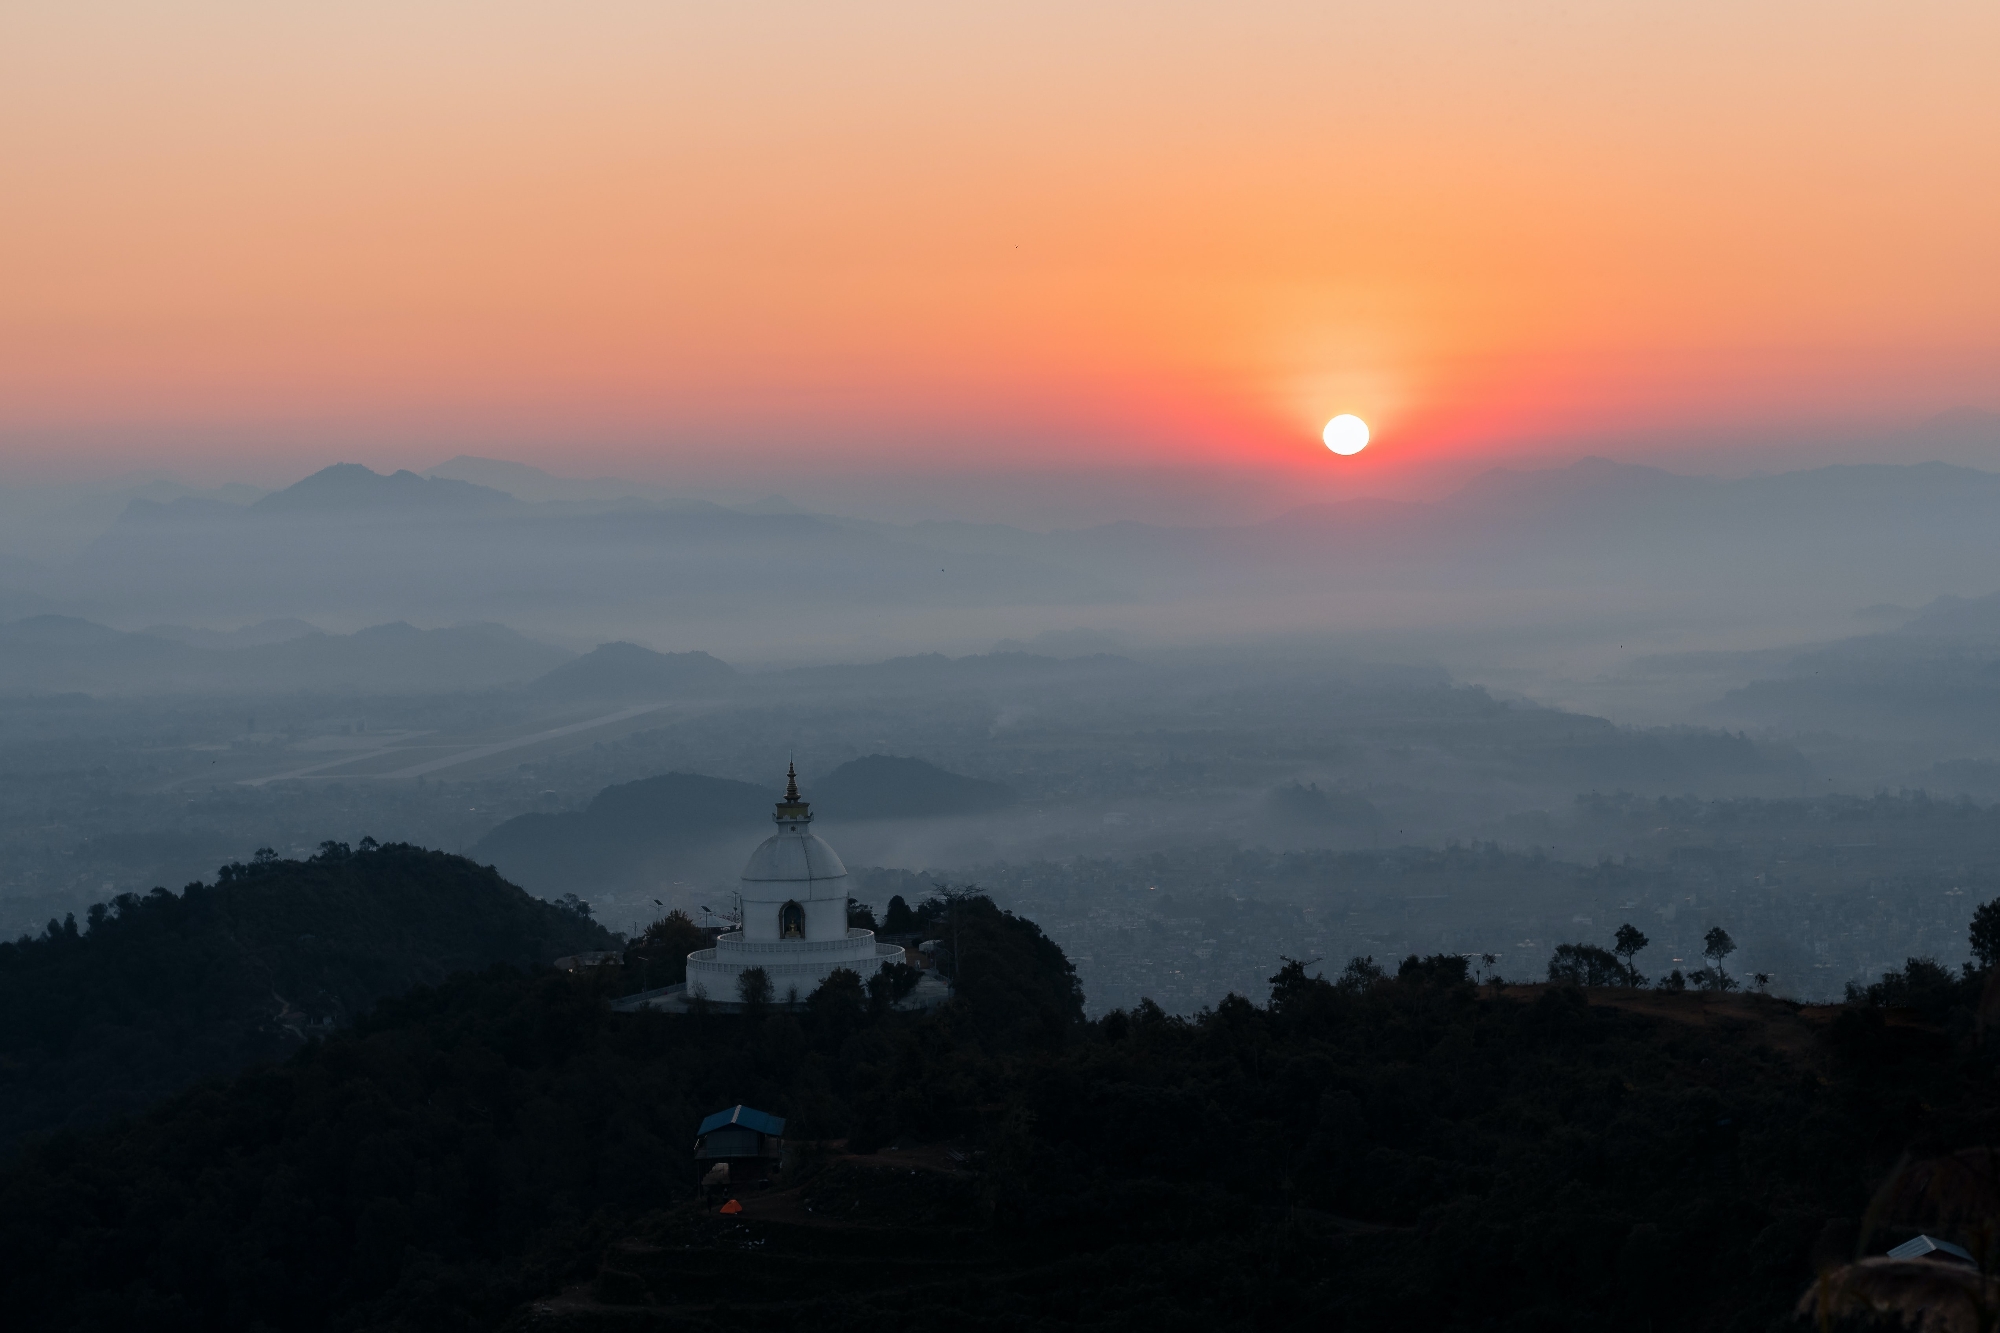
[8,459,2000,1005]
[13,4,2000,1324]
[8,457,2000,1330]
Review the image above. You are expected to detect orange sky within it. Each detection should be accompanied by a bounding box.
[2,1,1996,502]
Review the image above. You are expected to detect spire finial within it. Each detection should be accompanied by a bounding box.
[774,761,810,824]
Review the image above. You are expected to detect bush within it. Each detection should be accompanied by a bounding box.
[1845,956,1965,1021]
[1548,942,1624,986]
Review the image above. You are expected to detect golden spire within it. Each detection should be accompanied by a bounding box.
[775,762,811,823]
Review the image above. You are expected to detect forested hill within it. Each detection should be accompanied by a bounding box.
[0,841,612,1153]
[471,771,774,896]
[5,892,1999,1331]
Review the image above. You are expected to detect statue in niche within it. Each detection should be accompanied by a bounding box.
[779,900,805,939]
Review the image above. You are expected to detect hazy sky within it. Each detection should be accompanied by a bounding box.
[3,1,1996,502]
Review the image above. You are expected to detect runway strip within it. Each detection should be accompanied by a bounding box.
[245,703,670,785]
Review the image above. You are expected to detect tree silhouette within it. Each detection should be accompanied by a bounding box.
[806,966,867,1029]
[625,908,706,990]
[1548,943,1622,986]
[1613,923,1650,987]
[1337,955,1385,992]
[736,966,773,1011]
[1700,927,1738,991]
[1971,897,2000,971]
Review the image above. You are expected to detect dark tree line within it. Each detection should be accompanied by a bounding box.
[9,855,2000,1331]
[0,842,612,1153]
[1547,921,1746,991]
[7,885,2000,1328]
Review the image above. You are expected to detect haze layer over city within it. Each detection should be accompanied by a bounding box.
[6,436,2000,1009]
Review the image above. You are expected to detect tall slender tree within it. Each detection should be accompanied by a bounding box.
[1702,927,1737,991]
[1613,923,1650,987]
[1970,898,2000,971]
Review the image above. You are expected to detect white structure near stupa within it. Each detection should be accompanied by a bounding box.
[684,765,905,1003]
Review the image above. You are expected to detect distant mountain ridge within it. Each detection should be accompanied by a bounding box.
[22,456,2000,657]
[1643,587,2000,749]
[423,455,739,512]
[471,771,775,896]
[811,754,1015,820]
[474,757,1018,896]
[773,651,1137,697]
[529,642,737,700]
[252,463,516,514]
[65,464,1114,632]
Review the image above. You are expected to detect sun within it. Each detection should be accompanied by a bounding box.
[1322,414,1369,455]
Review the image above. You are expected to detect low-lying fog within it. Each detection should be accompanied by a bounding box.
[6,452,2000,1009]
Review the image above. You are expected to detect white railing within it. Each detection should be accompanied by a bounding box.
[709,929,882,955]
[691,956,879,979]
[682,937,907,989]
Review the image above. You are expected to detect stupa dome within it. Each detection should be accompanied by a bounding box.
[739,831,847,898]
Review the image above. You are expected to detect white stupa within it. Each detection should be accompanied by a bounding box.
[685,765,905,1003]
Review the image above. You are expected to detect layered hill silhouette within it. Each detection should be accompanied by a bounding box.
[810,754,1014,820]
[1684,588,2000,751]
[529,641,738,700]
[57,463,1109,630]
[474,758,1016,897]
[34,456,2000,649]
[472,772,776,896]
[247,462,516,515]
[0,841,612,1153]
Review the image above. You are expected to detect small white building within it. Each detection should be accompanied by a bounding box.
[685,766,905,1002]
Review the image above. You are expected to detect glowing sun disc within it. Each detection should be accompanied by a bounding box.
[1323,414,1370,455]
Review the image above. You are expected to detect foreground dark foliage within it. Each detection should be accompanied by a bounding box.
[0,842,613,1151]
[3,891,1997,1331]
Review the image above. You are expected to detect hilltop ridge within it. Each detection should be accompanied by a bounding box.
[0,840,612,1152]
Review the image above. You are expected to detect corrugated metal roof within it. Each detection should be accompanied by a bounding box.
[1887,1235,1976,1265]
[697,1104,786,1138]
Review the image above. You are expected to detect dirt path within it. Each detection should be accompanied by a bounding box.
[1487,983,1837,1057]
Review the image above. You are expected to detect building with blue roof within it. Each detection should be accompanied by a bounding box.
[698,1105,786,1139]
[696,1104,787,1187]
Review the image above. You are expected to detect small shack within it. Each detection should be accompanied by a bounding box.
[695,1105,786,1188]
